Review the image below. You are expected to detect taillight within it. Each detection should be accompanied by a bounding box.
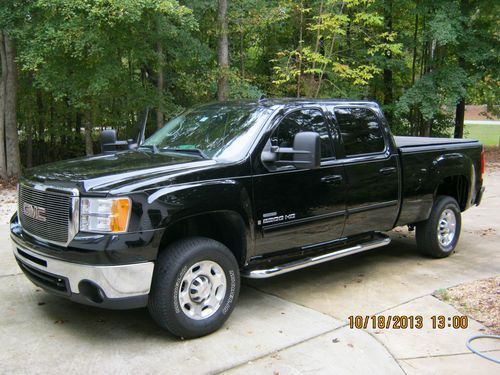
[480,149,485,178]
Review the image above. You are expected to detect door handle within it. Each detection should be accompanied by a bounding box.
[321,175,343,184]
[379,167,397,176]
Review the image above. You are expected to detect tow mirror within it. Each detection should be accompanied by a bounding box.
[261,131,321,170]
[100,129,129,154]
[291,131,321,169]
[99,108,149,154]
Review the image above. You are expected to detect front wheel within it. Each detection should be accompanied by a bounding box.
[416,196,462,258]
[148,237,240,338]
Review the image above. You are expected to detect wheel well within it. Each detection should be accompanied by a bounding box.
[436,175,468,211]
[159,211,248,266]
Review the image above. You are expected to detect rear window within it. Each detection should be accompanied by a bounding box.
[334,107,385,156]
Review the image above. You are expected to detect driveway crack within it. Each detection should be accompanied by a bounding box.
[0,272,22,278]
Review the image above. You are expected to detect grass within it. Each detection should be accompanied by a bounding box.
[464,123,500,146]
[434,288,450,302]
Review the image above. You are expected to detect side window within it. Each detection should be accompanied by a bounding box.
[334,107,385,156]
[272,109,334,159]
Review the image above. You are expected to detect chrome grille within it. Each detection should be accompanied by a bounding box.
[18,185,74,244]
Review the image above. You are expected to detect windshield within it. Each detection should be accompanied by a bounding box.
[142,103,272,161]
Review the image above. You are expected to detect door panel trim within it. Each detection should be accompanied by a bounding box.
[262,209,346,233]
[347,200,399,215]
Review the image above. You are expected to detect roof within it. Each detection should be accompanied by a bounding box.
[197,98,381,110]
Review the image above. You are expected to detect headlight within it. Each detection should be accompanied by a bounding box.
[80,197,131,233]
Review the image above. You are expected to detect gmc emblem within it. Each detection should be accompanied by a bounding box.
[23,203,46,222]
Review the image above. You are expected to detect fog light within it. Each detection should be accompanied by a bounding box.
[78,280,105,304]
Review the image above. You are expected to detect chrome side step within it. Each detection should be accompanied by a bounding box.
[242,235,391,279]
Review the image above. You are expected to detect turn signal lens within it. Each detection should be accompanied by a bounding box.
[480,149,485,179]
[110,199,130,232]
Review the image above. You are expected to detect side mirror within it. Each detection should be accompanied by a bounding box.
[100,129,129,154]
[261,131,321,170]
[291,131,321,169]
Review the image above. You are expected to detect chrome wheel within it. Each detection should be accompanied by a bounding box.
[178,260,227,320]
[437,208,457,248]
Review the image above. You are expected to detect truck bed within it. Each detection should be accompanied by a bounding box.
[395,136,479,149]
[394,135,483,227]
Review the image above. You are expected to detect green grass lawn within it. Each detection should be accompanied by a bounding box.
[464,124,500,146]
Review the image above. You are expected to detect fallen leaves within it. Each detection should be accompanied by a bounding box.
[434,276,500,334]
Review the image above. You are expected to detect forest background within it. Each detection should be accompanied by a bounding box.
[0,0,498,180]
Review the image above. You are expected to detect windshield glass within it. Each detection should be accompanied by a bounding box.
[142,103,272,161]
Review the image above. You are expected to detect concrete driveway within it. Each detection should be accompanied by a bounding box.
[1,172,499,374]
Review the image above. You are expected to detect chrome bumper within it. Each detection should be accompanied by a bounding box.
[12,237,154,301]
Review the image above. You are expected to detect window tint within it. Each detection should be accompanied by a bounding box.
[334,107,385,156]
[272,109,334,159]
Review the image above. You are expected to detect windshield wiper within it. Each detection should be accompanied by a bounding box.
[160,147,209,159]
[137,144,158,154]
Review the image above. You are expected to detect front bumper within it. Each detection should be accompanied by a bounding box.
[11,236,153,309]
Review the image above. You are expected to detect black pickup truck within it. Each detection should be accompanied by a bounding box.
[11,99,485,338]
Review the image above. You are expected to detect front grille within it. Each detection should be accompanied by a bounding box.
[16,259,70,295]
[18,185,73,244]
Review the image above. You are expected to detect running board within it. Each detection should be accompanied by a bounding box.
[242,235,391,279]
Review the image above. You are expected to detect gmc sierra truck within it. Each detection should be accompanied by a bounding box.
[10,99,485,338]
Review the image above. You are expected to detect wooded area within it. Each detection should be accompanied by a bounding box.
[0,0,498,180]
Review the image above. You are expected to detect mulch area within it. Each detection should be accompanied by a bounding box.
[485,146,500,172]
[434,277,500,334]
[0,180,16,224]
[465,105,500,121]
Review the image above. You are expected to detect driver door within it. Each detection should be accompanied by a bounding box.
[252,107,347,255]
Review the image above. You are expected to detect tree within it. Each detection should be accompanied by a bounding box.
[272,0,402,99]
[0,0,498,180]
[453,0,499,138]
[217,0,229,101]
[0,32,6,180]
[0,30,21,178]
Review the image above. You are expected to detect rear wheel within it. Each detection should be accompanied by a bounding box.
[416,196,462,258]
[148,237,240,338]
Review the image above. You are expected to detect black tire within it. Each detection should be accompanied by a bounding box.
[416,196,462,258]
[148,237,240,339]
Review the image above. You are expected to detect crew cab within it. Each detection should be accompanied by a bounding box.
[10,99,485,338]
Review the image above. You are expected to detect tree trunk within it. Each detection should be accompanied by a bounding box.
[454,0,468,139]
[84,108,93,156]
[75,111,82,134]
[26,124,33,168]
[383,0,393,124]
[239,28,245,82]
[217,0,229,101]
[308,0,324,97]
[0,32,7,180]
[156,41,164,129]
[3,31,20,178]
[35,90,45,163]
[411,13,418,86]
[454,98,465,138]
[315,3,345,97]
[296,0,304,98]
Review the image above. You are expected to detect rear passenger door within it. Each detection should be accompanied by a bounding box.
[330,106,399,236]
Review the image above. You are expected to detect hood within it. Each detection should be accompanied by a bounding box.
[23,150,217,193]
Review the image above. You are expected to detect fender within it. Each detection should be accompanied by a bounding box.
[430,152,473,181]
[403,152,473,218]
[430,152,475,207]
[146,178,255,258]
